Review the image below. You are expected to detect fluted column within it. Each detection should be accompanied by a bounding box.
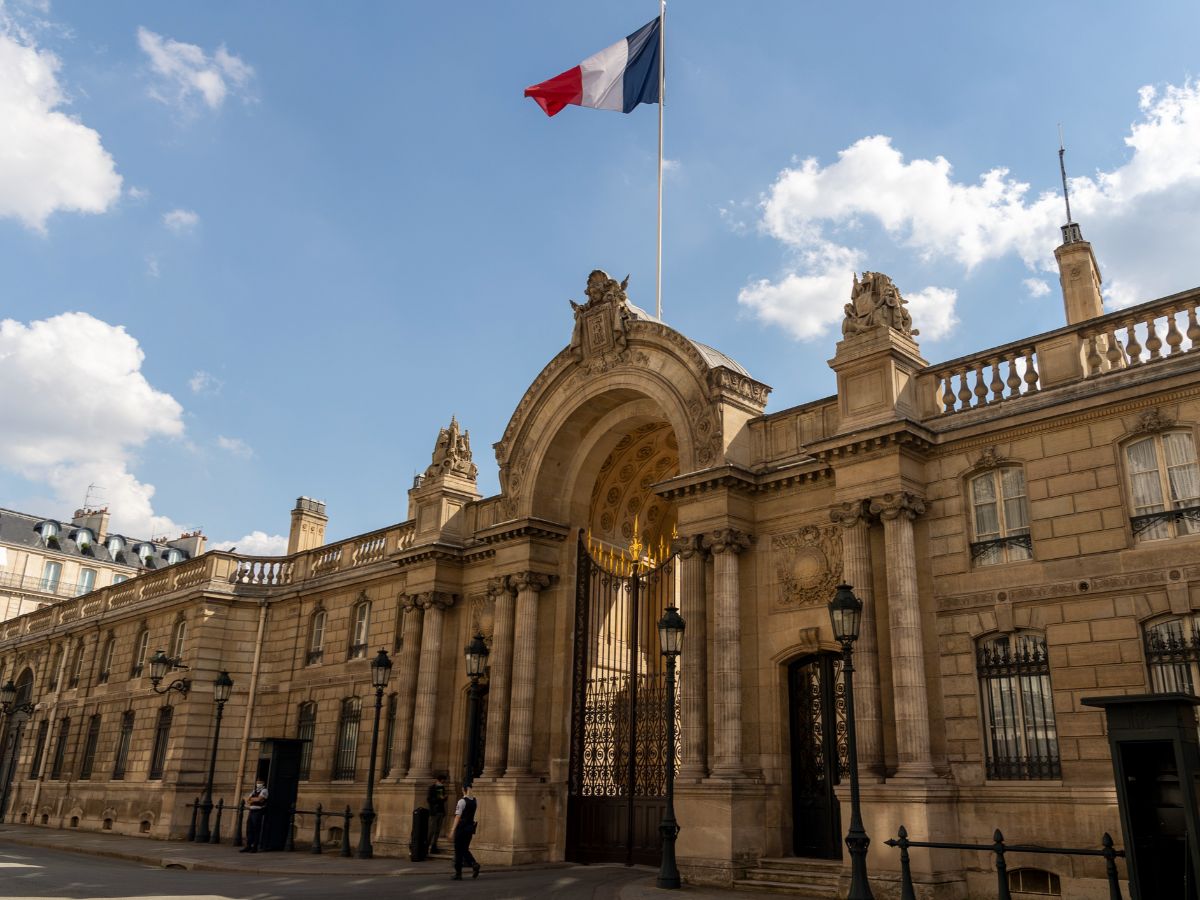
[482,576,516,777]
[505,571,551,777]
[389,594,423,779]
[830,500,884,776]
[702,527,752,779]
[674,535,708,780]
[869,492,935,778]
[407,591,454,781]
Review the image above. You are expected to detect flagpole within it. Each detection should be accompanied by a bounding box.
[656,0,665,321]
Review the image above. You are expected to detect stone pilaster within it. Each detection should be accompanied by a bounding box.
[869,492,935,778]
[701,528,752,780]
[407,591,454,781]
[482,576,515,778]
[674,535,708,780]
[830,500,884,777]
[505,571,551,777]
[389,594,423,780]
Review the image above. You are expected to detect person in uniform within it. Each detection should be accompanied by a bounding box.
[450,783,479,880]
[240,780,269,853]
[426,773,448,853]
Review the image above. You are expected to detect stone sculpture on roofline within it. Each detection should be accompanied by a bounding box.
[425,415,477,480]
[841,271,919,338]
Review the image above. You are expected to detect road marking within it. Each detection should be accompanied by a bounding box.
[0,862,41,868]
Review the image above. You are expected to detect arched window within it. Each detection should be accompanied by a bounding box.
[131,627,150,677]
[297,702,317,780]
[1145,615,1200,693]
[348,599,370,660]
[170,619,187,661]
[106,535,125,560]
[164,548,183,565]
[1008,867,1062,896]
[332,697,361,780]
[73,528,94,554]
[98,635,115,683]
[977,632,1061,780]
[67,642,85,689]
[37,520,59,542]
[1125,431,1200,541]
[307,609,326,665]
[14,668,34,708]
[149,706,173,779]
[969,467,1032,565]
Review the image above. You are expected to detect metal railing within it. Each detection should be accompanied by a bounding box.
[885,826,1126,900]
[183,798,357,856]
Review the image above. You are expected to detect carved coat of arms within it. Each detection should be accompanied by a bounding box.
[772,525,842,608]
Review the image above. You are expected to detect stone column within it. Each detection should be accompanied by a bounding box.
[407,591,453,781]
[869,492,935,778]
[830,500,884,776]
[505,571,551,777]
[702,528,752,779]
[674,535,708,780]
[389,594,423,779]
[482,576,516,778]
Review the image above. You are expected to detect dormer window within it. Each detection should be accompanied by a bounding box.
[164,548,183,565]
[134,543,154,564]
[37,521,60,544]
[106,535,125,559]
[73,528,94,554]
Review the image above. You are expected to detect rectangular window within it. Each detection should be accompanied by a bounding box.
[977,634,1061,780]
[348,602,370,660]
[29,719,49,777]
[112,574,128,585]
[68,646,84,689]
[1146,616,1200,693]
[970,469,1033,565]
[49,716,71,779]
[112,711,134,779]
[75,567,97,596]
[297,703,316,780]
[99,638,114,684]
[131,630,149,677]
[40,560,63,593]
[149,706,173,779]
[307,611,326,665]
[332,698,361,780]
[79,714,102,779]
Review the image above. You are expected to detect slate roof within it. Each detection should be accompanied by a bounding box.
[0,507,191,573]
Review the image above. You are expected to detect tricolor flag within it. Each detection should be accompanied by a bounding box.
[524,17,662,117]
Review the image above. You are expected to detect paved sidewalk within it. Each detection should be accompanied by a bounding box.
[0,823,797,896]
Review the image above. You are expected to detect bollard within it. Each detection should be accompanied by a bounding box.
[340,806,352,858]
[311,804,323,854]
[233,800,244,848]
[286,804,297,852]
[409,807,430,862]
[1102,833,1124,900]
[993,830,1012,900]
[210,799,223,844]
[186,797,199,842]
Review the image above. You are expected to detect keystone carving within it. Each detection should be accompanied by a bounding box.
[1131,407,1175,434]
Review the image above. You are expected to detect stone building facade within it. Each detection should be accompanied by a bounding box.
[1,225,1198,898]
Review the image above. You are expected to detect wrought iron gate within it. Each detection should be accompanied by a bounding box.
[567,535,678,865]
[789,654,848,859]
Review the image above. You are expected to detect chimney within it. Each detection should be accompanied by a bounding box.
[168,531,207,557]
[72,507,111,540]
[288,497,328,555]
[1054,134,1105,324]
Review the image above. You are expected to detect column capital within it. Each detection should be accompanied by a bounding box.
[702,527,753,555]
[510,571,553,593]
[829,500,871,529]
[399,593,422,613]
[671,534,705,560]
[869,492,926,522]
[486,576,514,599]
[416,590,456,611]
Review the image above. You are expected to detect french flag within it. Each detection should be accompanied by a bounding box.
[524,17,661,117]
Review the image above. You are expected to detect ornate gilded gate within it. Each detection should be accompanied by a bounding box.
[789,654,849,859]
[567,534,678,865]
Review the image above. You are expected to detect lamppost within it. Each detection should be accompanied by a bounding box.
[656,604,685,890]
[463,633,490,787]
[828,584,874,900]
[196,670,234,842]
[0,680,36,717]
[357,648,393,859]
[148,649,191,696]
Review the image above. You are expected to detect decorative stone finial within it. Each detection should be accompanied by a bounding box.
[425,415,478,480]
[841,271,919,338]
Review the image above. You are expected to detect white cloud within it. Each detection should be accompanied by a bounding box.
[742,78,1200,338]
[145,254,160,278]
[0,22,122,231]
[904,287,959,340]
[737,241,861,341]
[137,27,254,111]
[1024,278,1051,298]
[216,435,253,459]
[188,370,222,394]
[212,531,287,556]
[0,312,186,538]
[127,185,150,201]
[163,208,198,232]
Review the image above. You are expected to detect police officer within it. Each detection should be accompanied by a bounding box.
[240,779,269,853]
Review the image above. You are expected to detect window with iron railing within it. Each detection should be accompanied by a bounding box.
[50,716,71,779]
[28,719,49,777]
[1126,432,1200,542]
[297,702,316,780]
[112,711,134,779]
[348,601,370,660]
[969,468,1033,566]
[332,697,361,780]
[98,636,115,684]
[1145,615,1200,693]
[977,633,1061,780]
[131,629,149,678]
[149,706,173,780]
[79,714,102,779]
[307,609,326,666]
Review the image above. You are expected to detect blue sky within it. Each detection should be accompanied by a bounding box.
[1,1,1198,552]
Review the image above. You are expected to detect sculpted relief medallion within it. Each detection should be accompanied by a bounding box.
[772,525,842,609]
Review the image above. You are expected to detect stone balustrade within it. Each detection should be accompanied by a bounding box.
[1080,291,1200,375]
[927,342,1040,416]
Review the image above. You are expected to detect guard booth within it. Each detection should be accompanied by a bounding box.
[1083,694,1200,900]
[253,738,304,852]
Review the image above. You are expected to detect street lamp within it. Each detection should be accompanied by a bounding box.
[828,584,874,900]
[0,680,35,716]
[148,649,191,697]
[357,648,393,859]
[463,633,490,786]
[656,604,685,890]
[196,670,234,842]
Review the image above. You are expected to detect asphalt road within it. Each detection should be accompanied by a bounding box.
[0,843,653,900]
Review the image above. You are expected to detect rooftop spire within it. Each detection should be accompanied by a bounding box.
[1058,124,1083,244]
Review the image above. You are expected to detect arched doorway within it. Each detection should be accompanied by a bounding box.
[788,654,847,859]
[565,420,680,865]
[0,668,34,822]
